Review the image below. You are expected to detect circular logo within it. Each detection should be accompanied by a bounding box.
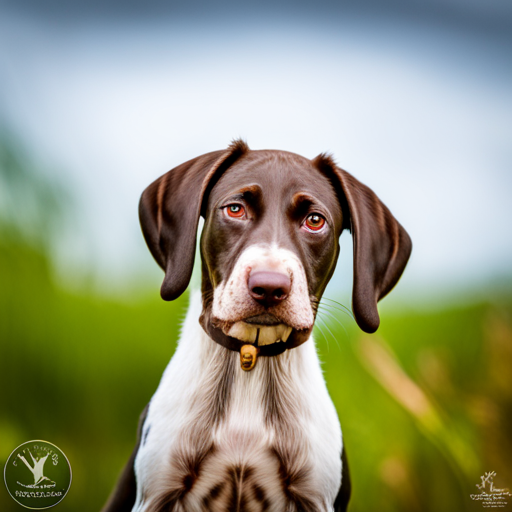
[4,440,72,510]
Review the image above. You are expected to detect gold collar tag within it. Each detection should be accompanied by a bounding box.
[240,345,259,371]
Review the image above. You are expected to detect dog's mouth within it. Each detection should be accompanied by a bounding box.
[227,322,293,346]
[225,314,293,346]
[205,312,313,356]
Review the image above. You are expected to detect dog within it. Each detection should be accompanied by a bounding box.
[102,140,411,512]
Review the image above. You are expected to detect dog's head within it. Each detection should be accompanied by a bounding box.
[139,140,411,355]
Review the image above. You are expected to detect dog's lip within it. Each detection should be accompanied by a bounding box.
[204,315,314,354]
[244,313,282,326]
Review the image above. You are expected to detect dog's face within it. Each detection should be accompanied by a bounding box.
[139,140,411,352]
[199,151,343,354]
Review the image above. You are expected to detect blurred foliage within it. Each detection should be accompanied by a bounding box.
[0,132,67,249]
[1,133,511,512]
[318,299,512,512]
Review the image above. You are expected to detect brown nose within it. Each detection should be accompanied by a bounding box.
[248,271,291,307]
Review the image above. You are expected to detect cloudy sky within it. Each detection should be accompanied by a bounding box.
[1,0,511,305]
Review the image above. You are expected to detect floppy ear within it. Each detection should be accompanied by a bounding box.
[314,155,412,333]
[139,140,249,301]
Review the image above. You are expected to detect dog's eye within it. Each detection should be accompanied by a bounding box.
[304,213,326,232]
[225,204,246,218]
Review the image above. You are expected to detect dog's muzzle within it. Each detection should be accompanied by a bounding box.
[204,260,315,370]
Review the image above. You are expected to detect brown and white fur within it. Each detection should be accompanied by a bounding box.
[102,140,411,512]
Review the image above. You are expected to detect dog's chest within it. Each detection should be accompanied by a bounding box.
[133,311,342,512]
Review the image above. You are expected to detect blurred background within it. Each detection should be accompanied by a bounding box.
[0,0,511,510]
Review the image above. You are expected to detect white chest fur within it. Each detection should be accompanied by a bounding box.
[133,293,343,512]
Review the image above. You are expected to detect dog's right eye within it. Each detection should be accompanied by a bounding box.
[303,213,326,232]
[225,204,246,219]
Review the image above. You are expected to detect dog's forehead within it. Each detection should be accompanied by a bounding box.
[208,150,340,211]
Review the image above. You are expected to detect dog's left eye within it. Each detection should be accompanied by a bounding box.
[303,213,326,232]
[225,204,246,218]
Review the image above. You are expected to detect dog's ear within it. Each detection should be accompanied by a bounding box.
[314,154,412,333]
[139,140,249,301]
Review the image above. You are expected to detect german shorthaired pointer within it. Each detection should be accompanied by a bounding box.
[102,140,411,512]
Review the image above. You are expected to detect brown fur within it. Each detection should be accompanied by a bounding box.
[104,140,412,512]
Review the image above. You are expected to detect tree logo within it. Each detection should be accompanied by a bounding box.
[470,471,511,508]
[4,440,72,509]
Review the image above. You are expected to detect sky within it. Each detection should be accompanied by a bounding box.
[0,0,511,306]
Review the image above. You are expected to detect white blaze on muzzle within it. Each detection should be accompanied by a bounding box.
[212,244,314,335]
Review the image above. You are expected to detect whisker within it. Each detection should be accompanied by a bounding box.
[313,315,331,353]
[317,304,351,324]
[316,312,341,351]
[316,306,349,338]
[322,297,353,317]
[322,296,350,308]
[318,301,353,320]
